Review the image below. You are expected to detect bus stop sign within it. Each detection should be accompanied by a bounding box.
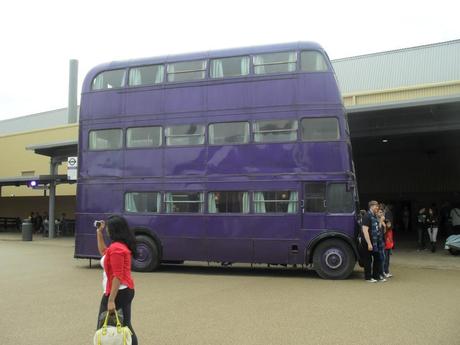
[67,156,78,180]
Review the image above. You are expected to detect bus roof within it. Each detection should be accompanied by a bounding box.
[83,41,324,90]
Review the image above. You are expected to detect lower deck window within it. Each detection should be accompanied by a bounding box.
[165,192,204,213]
[208,192,249,213]
[253,191,298,213]
[125,192,160,213]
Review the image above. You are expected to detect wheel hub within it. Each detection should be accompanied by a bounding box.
[324,249,343,269]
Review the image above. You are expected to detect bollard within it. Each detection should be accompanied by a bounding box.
[22,219,33,241]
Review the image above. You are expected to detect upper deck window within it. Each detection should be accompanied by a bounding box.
[300,51,328,72]
[253,51,297,75]
[301,117,339,141]
[167,60,207,82]
[91,69,125,90]
[253,119,298,143]
[88,129,123,151]
[129,65,164,86]
[209,122,249,145]
[165,124,205,146]
[210,56,250,78]
[127,126,162,148]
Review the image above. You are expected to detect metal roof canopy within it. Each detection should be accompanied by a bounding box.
[0,175,70,187]
[26,140,78,162]
[15,140,79,238]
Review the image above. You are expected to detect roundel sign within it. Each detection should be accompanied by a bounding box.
[67,156,78,180]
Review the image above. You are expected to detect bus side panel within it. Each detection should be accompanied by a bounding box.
[206,216,253,263]
[165,147,207,176]
[124,150,163,177]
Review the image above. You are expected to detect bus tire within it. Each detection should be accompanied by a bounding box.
[133,235,160,272]
[312,239,355,280]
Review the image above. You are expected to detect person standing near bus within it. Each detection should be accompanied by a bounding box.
[96,215,138,345]
[360,201,386,282]
[426,207,439,252]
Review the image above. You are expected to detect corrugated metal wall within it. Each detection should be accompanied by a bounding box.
[332,40,460,95]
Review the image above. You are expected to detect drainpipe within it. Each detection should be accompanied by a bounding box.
[68,59,78,124]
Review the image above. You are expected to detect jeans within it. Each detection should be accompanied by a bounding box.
[384,249,391,274]
[98,288,138,345]
[417,225,426,249]
[361,243,382,280]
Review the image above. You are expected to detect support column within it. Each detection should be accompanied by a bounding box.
[48,159,59,238]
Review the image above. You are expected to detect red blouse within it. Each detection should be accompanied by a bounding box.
[103,242,135,296]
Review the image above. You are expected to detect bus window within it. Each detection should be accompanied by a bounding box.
[167,60,207,82]
[253,119,298,143]
[300,117,339,141]
[165,192,204,213]
[210,56,250,78]
[253,191,298,213]
[300,51,328,72]
[208,192,249,213]
[125,192,161,213]
[129,65,164,86]
[304,182,326,213]
[209,122,249,145]
[326,184,354,213]
[253,51,297,75]
[127,126,162,148]
[88,129,123,151]
[92,69,125,90]
[165,124,205,146]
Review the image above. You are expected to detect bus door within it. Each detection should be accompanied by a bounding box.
[324,182,355,232]
[302,182,327,230]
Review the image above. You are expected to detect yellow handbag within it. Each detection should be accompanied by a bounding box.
[93,310,132,345]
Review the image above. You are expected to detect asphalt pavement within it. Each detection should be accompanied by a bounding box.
[0,233,459,345]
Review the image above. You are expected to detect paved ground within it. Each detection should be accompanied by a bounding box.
[1,232,459,345]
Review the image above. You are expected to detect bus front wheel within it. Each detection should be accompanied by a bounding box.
[133,235,160,272]
[312,239,355,280]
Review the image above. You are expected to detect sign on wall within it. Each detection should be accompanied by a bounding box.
[67,156,78,180]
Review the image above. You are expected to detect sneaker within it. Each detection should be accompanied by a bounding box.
[366,278,377,283]
[384,273,393,278]
[378,278,387,282]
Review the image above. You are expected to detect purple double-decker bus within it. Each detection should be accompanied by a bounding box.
[75,42,359,279]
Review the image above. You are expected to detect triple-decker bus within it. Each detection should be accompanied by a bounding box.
[75,42,359,279]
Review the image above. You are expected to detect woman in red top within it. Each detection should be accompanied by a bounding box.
[96,215,138,345]
[383,219,394,278]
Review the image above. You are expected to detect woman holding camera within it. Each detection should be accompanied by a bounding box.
[96,215,138,345]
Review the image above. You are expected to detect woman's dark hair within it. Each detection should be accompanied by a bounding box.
[107,215,137,258]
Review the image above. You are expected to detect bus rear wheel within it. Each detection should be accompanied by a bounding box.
[133,235,160,272]
[312,239,355,280]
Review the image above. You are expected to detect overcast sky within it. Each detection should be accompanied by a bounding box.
[0,0,458,121]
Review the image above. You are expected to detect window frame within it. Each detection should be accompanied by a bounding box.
[207,191,250,214]
[253,119,299,144]
[91,68,127,91]
[164,192,205,214]
[88,128,124,151]
[166,59,208,83]
[210,55,251,79]
[124,191,161,214]
[300,116,340,142]
[164,124,206,147]
[126,125,163,149]
[208,121,250,146]
[252,190,299,214]
[127,64,165,87]
[299,50,329,73]
[252,51,298,76]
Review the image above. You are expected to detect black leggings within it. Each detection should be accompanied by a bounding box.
[98,288,138,345]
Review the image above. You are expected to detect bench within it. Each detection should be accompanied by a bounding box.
[0,217,21,231]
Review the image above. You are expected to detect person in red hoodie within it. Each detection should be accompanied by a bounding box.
[96,215,138,345]
[383,219,394,278]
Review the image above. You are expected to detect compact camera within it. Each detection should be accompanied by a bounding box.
[94,220,103,228]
